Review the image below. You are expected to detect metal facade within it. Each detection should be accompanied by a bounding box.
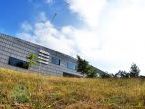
[0,33,81,77]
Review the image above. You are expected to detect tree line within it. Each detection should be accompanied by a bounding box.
[77,55,143,78]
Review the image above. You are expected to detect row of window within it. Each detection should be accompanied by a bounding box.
[8,56,77,70]
[38,49,76,70]
[51,57,76,70]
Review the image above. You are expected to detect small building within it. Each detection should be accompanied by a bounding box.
[0,33,82,77]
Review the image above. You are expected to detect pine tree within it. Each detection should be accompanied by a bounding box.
[129,63,140,78]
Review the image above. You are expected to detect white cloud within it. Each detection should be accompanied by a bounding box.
[21,21,33,32]
[17,0,145,75]
[17,19,78,56]
[99,0,145,74]
[66,0,107,28]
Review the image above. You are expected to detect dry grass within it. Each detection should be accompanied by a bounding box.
[0,68,145,109]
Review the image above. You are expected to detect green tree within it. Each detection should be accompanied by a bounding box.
[129,63,140,78]
[26,53,38,68]
[77,56,98,78]
[77,55,89,76]
[86,65,97,78]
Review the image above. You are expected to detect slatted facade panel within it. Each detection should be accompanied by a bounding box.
[0,33,82,77]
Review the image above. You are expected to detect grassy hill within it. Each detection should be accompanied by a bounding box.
[0,68,145,109]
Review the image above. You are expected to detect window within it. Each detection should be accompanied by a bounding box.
[51,57,60,65]
[8,57,29,69]
[67,62,76,70]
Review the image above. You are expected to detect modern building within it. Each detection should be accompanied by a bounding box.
[0,33,82,77]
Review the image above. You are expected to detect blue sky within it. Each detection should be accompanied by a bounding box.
[1,0,145,74]
[0,0,33,34]
[0,0,81,34]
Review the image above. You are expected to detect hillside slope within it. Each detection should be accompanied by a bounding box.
[0,68,145,109]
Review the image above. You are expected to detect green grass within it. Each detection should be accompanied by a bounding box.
[0,68,145,109]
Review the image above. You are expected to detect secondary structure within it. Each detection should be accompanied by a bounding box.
[0,33,82,77]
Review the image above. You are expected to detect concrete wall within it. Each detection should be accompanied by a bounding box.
[0,33,81,77]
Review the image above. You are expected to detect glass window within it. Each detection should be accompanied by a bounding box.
[8,57,29,69]
[67,62,76,70]
[51,57,60,65]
